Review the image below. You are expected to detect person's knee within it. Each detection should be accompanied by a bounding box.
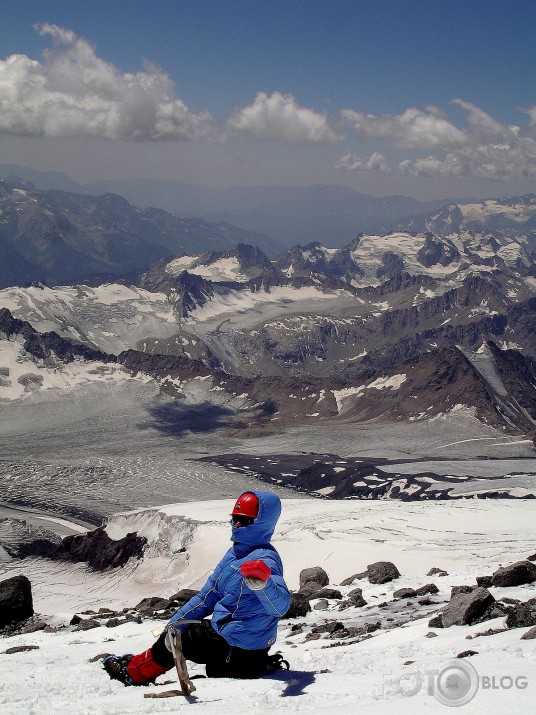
[151,631,175,669]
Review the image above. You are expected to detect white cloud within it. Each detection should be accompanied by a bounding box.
[341,99,536,181]
[227,91,342,142]
[524,105,536,127]
[0,24,213,141]
[341,105,466,150]
[335,151,391,173]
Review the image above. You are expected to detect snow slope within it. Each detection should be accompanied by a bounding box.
[1,499,535,714]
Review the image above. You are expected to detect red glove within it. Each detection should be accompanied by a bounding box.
[240,559,271,581]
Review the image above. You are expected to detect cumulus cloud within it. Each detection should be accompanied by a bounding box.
[524,105,536,127]
[227,91,342,142]
[341,99,536,180]
[335,151,391,173]
[0,24,213,140]
[341,105,466,150]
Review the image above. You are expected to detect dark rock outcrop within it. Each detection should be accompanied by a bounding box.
[55,527,146,570]
[0,575,34,627]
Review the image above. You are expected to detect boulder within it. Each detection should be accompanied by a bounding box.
[428,614,444,628]
[441,587,495,628]
[416,583,439,596]
[367,561,400,584]
[393,588,417,600]
[313,599,329,611]
[340,571,368,586]
[505,598,536,629]
[313,588,343,600]
[0,575,33,627]
[347,587,367,607]
[299,567,329,589]
[521,626,536,640]
[284,593,311,619]
[457,650,478,658]
[427,567,448,576]
[167,589,199,608]
[491,561,536,587]
[451,585,477,598]
[298,581,324,597]
[134,596,170,612]
[476,576,493,588]
[74,618,101,631]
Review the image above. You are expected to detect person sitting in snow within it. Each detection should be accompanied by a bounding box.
[103,489,291,684]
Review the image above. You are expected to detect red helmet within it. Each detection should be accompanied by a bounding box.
[232,492,259,519]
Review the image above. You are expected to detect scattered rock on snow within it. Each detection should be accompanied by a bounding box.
[367,562,400,584]
[393,588,417,600]
[440,587,495,627]
[491,561,536,587]
[451,585,477,597]
[347,588,367,607]
[0,574,33,628]
[74,618,101,631]
[340,572,368,586]
[313,599,329,610]
[299,567,329,589]
[313,588,343,601]
[505,598,536,628]
[427,567,448,576]
[521,626,536,640]
[167,589,200,608]
[476,576,493,588]
[298,581,325,597]
[4,645,40,654]
[428,615,444,628]
[416,583,439,596]
[284,593,311,618]
[457,650,478,658]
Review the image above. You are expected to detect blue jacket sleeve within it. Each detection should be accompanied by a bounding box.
[244,551,291,617]
[167,561,224,630]
[253,573,291,618]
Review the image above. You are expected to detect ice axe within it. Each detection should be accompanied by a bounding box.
[144,620,200,700]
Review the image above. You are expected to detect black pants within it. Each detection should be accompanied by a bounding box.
[151,619,270,679]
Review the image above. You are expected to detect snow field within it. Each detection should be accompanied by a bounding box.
[1,499,535,714]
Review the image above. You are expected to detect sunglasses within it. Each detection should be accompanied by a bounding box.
[232,514,255,526]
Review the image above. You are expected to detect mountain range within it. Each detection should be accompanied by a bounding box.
[2,182,536,438]
[0,163,451,247]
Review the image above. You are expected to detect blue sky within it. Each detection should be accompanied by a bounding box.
[1,0,535,199]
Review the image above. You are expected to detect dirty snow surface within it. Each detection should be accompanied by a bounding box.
[1,499,536,715]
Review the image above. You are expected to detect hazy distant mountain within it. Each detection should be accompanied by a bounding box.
[0,163,452,248]
[87,180,451,247]
[0,178,280,288]
[0,164,87,193]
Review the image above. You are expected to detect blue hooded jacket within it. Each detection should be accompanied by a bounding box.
[168,490,291,651]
